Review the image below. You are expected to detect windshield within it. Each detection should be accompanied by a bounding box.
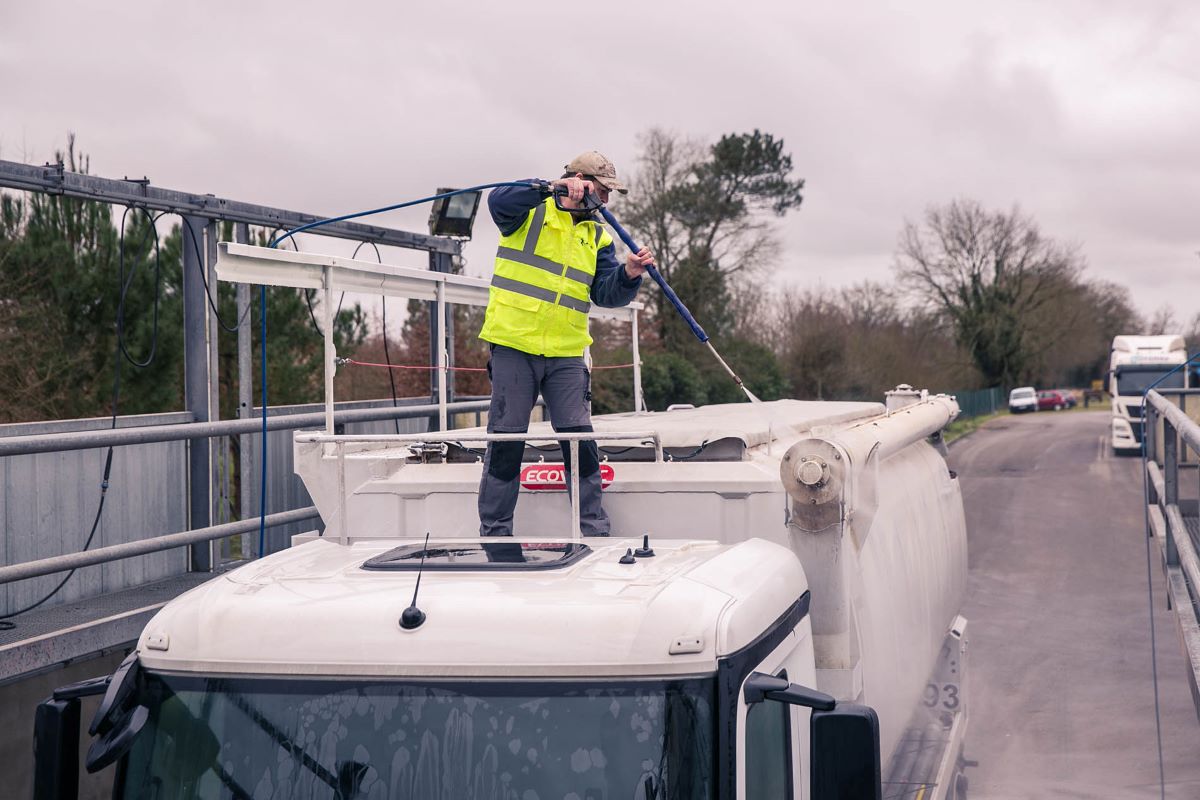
[120,674,716,799]
[1010,389,1034,399]
[1114,367,1186,396]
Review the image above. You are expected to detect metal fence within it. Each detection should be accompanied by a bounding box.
[1143,388,1200,720]
[0,397,496,615]
[946,387,1004,420]
[0,413,189,618]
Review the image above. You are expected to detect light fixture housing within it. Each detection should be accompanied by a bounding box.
[428,188,482,239]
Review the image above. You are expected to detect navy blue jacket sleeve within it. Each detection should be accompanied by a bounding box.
[488,179,548,237]
[590,242,642,308]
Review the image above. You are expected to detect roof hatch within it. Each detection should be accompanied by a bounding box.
[361,541,592,572]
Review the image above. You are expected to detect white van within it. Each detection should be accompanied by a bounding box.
[1009,386,1037,414]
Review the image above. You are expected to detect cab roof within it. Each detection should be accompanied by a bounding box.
[137,537,808,680]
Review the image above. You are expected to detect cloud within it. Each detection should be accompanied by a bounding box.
[1,0,1195,322]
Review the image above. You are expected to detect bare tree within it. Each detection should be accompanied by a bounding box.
[1145,304,1179,335]
[894,199,1084,387]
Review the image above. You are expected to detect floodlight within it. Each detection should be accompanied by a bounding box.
[428,188,482,239]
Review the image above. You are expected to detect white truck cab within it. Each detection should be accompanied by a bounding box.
[85,538,854,798]
[1109,334,1188,454]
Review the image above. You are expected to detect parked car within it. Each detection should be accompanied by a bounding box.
[1009,386,1038,413]
[1037,389,1069,411]
[1056,389,1078,409]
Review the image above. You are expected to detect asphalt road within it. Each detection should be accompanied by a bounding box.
[950,409,1200,799]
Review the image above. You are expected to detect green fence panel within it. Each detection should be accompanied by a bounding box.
[943,387,1004,419]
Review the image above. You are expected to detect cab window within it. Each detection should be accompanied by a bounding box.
[745,669,793,798]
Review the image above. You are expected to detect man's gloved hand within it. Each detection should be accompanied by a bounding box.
[551,176,596,205]
[625,247,655,279]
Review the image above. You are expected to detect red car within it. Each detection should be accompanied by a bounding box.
[1037,390,1070,411]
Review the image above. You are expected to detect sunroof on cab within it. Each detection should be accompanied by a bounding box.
[361,542,592,571]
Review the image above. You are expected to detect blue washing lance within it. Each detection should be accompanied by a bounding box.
[551,187,761,404]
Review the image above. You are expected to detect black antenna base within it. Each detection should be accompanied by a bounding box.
[635,534,656,558]
[399,605,426,630]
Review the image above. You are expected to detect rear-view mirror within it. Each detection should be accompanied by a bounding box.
[810,703,882,800]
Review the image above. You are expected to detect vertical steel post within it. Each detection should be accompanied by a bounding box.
[436,280,447,431]
[1165,418,1179,567]
[428,251,453,430]
[570,438,581,540]
[445,255,457,409]
[631,310,643,413]
[1182,394,1191,465]
[337,441,348,545]
[1145,403,1159,506]
[205,222,225,563]
[182,215,212,571]
[235,224,254,558]
[324,266,335,434]
[1145,403,1158,466]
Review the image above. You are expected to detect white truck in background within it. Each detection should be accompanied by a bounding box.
[1108,334,1189,454]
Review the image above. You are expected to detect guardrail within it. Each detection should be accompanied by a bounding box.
[1143,389,1200,718]
[297,429,664,541]
[0,399,495,593]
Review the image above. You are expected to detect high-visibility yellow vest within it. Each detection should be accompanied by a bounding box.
[479,197,613,357]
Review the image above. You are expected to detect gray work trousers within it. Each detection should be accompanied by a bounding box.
[478,344,610,537]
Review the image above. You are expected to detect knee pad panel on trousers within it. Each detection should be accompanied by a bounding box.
[487,441,525,482]
[556,425,600,478]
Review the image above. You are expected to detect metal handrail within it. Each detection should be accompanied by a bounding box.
[296,429,665,464]
[1143,389,1200,714]
[1147,390,1200,451]
[298,430,664,542]
[0,508,320,585]
[0,399,492,457]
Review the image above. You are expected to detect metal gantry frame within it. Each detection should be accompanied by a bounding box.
[0,158,461,579]
[1143,388,1200,719]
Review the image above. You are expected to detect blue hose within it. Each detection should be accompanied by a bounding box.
[595,206,710,344]
[270,182,537,248]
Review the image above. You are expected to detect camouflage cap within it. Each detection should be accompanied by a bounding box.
[564,151,628,194]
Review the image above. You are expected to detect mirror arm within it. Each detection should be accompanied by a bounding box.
[743,671,837,711]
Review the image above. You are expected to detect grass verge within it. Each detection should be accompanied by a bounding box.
[944,409,1009,444]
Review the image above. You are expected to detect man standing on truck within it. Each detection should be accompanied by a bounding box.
[477,151,654,537]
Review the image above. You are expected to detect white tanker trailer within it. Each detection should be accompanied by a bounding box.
[33,387,969,800]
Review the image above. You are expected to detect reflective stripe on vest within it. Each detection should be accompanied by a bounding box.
[480,197,610,356]
[491,202,593,311]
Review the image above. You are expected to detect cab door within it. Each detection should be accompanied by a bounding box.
[736,615,816,799]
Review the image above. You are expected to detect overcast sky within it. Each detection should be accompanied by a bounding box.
[2,1,1197,325]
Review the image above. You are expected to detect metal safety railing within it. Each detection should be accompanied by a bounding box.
[297,429,663,541]
[0,399,494,590]
[1143,388,1200,716]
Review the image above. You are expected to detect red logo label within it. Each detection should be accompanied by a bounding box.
[520,463,614,491]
